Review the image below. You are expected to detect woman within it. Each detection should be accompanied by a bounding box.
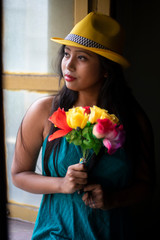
[12,12,154,239]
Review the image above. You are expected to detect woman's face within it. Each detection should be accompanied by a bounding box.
[61,46,103,93]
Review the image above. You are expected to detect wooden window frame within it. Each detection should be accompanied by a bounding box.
[3,73,60,93]
[5,0,111,222]
[3,0,110,93]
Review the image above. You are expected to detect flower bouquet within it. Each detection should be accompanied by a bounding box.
[48,106,125,163]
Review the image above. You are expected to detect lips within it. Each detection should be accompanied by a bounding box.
[64,74,76,82]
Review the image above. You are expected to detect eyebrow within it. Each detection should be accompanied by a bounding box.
[64,46,92,56]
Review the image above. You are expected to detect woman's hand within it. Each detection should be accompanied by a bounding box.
[61,163,88,194]
[82,184,113,210]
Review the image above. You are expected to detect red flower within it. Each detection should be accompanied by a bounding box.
[83,106,91,115]
[48,108,72,141]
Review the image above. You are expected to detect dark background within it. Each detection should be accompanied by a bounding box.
[0,0,8,239]
[112,0,160,238]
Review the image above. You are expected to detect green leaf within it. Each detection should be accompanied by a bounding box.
[65,124,103,156]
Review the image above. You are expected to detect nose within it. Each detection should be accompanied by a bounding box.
[66,56,75,71]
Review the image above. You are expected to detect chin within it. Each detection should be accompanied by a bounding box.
[65,83,79,91]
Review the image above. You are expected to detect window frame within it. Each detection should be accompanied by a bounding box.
[5,0,111,222]
[3,0,110,93]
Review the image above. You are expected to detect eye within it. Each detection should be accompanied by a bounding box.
[64,51,70,58]
[78,55,87,61]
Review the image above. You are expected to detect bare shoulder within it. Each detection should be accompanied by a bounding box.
[22,95,54,141]
[12,96,55,175]
[27,95,53,112]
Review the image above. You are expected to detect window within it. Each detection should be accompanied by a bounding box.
[3,0,110,222]
[3,0,74,221]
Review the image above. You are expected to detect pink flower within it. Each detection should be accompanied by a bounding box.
[93,119,125,155]
[103,125,125,154]
[93,119,117,138]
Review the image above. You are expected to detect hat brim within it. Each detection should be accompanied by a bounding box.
[51,37,130,68]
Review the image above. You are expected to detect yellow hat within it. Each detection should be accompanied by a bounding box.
[51,12,130,68]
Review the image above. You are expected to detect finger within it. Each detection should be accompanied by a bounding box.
[82,192,89,201]
[82,192,95,207]
[67,172,87,181]
[69,163,86,172]
[89,201,96,209]
[83,184,100,192]
[74,177,87,185]
[88,195,97,209]
[67,176,87,188]
[67,168,88,179]
[73,171,88,179]
[83,197,90,206]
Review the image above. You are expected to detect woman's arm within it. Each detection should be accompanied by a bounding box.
[12,163,87,195]
[11,97,88,194]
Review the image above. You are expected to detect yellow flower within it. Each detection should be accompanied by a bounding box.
[66,107,89,129]
[107,113,119,124]
[89,106,119,124]
[89,106,106,123]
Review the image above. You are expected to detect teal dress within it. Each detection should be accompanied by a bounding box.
[32,137,134,240]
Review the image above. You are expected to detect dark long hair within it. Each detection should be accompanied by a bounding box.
[44,45,154,183]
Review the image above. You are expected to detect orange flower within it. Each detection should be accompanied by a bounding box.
[48,108,72,141]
